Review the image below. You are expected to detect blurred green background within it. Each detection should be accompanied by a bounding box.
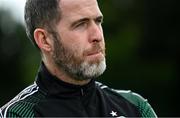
[0,0,179,116]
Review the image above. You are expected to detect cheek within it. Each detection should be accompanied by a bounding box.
[60,38,85,59]
[59,29,88,55]
[71,42,86,57]
[64,35,87,50]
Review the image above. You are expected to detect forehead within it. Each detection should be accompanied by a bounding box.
[60,0,102,19]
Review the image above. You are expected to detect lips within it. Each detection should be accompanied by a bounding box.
[83,44,105,58]
[87,50,102,56]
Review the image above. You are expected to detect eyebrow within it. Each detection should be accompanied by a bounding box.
[70,15,103,28]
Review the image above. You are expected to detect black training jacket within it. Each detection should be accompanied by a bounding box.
[0,64,157,117]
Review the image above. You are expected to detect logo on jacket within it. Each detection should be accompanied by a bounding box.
[110,110,126,118]
[110,111,117,117]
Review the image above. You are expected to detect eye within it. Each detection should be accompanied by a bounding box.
[96,17,103,25]
[75,21,88,28]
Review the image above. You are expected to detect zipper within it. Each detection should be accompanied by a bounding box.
[81,88,84,96]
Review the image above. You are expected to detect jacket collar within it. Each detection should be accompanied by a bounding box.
[36,63,96,98]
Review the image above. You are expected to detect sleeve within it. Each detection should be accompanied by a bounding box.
[130,92,157,117]
[0,108,3,117]
[1,110,21,118]
[120,91,157,118]
[0,102,35,118]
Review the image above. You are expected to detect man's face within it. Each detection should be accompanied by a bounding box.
[52,0,106,80]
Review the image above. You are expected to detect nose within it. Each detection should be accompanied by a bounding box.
[88,22,103,43]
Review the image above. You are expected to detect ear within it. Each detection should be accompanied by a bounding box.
[34,28,52,52]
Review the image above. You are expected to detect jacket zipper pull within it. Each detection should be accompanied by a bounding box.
[81,88,84,96]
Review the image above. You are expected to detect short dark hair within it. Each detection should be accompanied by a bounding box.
[24,0,61,49]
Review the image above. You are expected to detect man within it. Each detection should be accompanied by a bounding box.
[0,0,157,117]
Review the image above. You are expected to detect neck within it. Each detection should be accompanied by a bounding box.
[42,60,91,86]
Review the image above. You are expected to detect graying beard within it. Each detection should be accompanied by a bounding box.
[52,32,106,80]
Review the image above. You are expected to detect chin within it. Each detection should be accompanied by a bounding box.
[80,57,106,79]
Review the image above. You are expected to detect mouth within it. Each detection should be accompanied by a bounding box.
[86,50,104,59]
[83,44,105,61]
[87,50,101,56]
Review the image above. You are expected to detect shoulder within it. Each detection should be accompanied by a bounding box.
[0,82,44,117]
[95,81,147,104]
[95,81,157,117]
